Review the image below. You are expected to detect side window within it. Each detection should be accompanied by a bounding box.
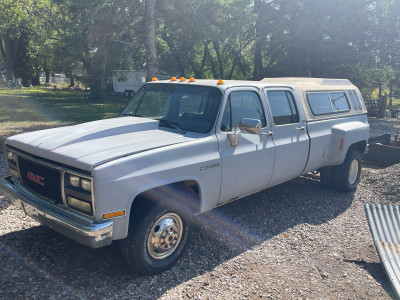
[307,91,350,115]
[267,90,300,125]
[220,91,266,132]
[348,90,362,111]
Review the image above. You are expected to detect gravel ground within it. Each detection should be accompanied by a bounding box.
[0,117,399,299]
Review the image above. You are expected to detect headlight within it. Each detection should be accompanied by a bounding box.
[5,150,19,179]
[7,151,14,161]
[64,172,93,216]
[69,175,80,188]
[67,196,92,214]
[81,179,92,192]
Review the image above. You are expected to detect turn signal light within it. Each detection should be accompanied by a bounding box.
[339,138,344,150]
[171,77,177,81]
[103,210,126,220]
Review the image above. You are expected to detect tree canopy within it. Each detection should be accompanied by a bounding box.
[0,0,399,98]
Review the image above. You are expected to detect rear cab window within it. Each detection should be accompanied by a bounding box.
[266,90,300,125]
[307,91,350,115]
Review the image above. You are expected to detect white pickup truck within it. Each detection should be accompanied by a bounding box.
[0,77,369,275]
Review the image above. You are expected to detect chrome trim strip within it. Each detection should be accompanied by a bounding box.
[0,176,112,248]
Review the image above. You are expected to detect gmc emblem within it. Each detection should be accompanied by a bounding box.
[27,171,45,186]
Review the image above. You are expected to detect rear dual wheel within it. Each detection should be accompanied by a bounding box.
[320,149,361,192]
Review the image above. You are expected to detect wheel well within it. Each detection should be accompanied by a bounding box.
[128,181,201,226]
[348,140,367,155]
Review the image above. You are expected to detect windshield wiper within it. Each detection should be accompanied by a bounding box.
[159,118,186,134]
[121,112,142,117]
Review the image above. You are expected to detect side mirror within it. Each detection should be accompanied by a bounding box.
[239,118,262,135]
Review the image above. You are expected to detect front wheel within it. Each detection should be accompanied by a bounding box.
[333,149,362,192]
[121,205,191,275]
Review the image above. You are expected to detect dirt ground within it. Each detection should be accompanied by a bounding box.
[0,114,399,299]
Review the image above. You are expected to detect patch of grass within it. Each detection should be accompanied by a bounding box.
[0,87,130,150]
[0,87,129,124]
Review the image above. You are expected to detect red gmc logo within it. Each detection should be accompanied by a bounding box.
[27,171,44,186]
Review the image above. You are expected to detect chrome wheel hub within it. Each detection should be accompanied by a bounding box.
[348,159,359,185]
[147,213,183,260]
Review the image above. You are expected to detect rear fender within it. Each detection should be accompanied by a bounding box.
[326,121,369,165]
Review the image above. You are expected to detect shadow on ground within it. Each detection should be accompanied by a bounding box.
[0,175,360,299]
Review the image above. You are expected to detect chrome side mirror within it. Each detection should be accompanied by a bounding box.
[239,118,262,135]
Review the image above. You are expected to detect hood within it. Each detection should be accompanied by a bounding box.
[6,117,196,172]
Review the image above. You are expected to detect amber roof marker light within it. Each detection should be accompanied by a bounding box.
[189,77,195,82]
[171,77,177,82]
[152,77,158,81]
[217,79,224,85]
[180,77,186,82]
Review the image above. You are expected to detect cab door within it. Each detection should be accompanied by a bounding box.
[216,88,275,204]
[263,88,309,186]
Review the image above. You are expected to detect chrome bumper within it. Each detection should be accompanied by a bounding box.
[0,176,113,248]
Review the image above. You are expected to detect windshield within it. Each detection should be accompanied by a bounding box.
[120,83,223,133]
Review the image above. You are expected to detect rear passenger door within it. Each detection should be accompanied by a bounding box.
[264,89,309,186]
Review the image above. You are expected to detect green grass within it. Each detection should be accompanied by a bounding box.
[0,87,129,123]
[0,87,129,151]
[389,98,400,110]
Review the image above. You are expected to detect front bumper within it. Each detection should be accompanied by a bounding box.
[0,176,113,248]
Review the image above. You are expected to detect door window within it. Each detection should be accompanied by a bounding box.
[220,91,266,132]
[267,91,300,125]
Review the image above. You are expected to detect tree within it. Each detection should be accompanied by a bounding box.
[0,0,50,81]
[145,0,159,79]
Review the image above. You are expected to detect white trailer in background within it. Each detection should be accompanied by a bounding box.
[112,70,147,96]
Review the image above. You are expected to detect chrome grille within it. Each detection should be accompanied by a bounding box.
[18,156,63,204]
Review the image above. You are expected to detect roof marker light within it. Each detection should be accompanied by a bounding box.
[189,77,195,82]
[180,77,186,82]
[152,77,158,81]
[217,79,224,85]
[171,77,177,81]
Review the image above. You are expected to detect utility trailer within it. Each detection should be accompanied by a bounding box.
[112,70,147,96]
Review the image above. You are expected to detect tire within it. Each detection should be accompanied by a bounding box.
[320,166,335,188]
[129,91,134,97]
[124,90,130,97]
[333,149,362,192]
[121,204,191,275]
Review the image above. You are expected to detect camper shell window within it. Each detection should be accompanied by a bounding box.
[307,91,350,115]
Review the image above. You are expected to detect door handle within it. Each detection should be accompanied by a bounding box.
[295,126,305,131]
[261,131,273,136]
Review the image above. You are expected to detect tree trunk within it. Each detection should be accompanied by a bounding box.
[3,32,19,80]
[253,0,264,80]
[204,41,218,79]
[32,71,40,86]
[69,72,75,87]
[0,38,6,66]
[213,41,224,79]
[44,68,50,84]
[389,84,393,106]
[145,0,159,80]
[379,93,388,118]
[228,56,237,80]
